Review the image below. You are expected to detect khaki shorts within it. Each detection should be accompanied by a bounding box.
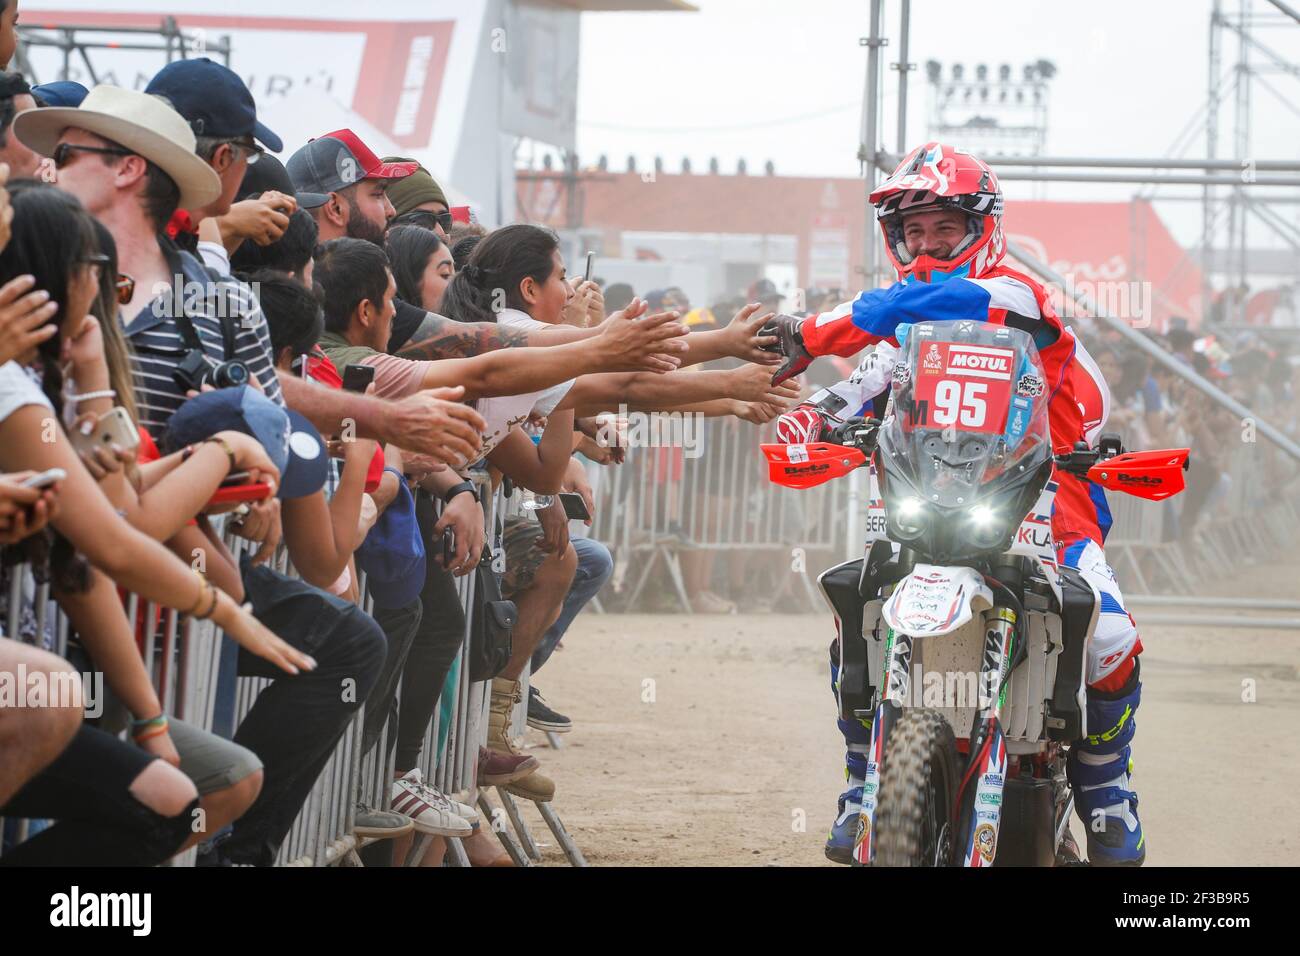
[95,690,262,796]
[168,717,263,795]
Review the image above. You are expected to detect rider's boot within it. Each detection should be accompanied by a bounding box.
[1068,657,1144,866]
[826,642,873,865]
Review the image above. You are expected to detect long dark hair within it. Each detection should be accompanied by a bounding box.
[0,180,99,592]
[439,223,558,324]
[87,217,141,428]
[385,224,443,310]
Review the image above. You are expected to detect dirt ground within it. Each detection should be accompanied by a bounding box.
[510,562,1300,866]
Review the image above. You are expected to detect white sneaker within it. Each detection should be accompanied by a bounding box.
[390,769,474,836]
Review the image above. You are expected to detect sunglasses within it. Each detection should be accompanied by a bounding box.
[53,142,135,169]
[225,140,264,166]
[115,273,136,306]
[392,209,452,233]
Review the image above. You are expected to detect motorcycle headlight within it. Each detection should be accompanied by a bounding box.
[966,504,1007,549]
[889,495,929,539]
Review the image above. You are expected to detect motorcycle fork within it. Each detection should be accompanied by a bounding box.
[852,628,913,866]
[958,607,1016,867]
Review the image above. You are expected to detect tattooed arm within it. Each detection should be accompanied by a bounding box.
[410,309,689,399]
[394,311,597,361]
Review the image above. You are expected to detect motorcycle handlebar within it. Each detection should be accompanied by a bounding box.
[827,417,882,452]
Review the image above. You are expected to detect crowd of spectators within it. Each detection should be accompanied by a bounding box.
[0,5,799,869]
[1082,316,1299,545]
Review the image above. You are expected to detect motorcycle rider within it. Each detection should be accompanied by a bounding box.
[766,143,1145,866]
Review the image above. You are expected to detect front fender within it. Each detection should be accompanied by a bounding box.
[882,564,993,637]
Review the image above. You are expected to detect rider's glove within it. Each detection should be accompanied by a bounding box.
[759,313,813,386]
[775,405,828,445]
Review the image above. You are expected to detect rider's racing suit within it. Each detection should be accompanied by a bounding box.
[779,266,1146,865]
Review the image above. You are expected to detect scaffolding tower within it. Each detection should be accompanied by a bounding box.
[13,16,231,87]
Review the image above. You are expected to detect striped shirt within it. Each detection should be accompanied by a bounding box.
[124,237,283,439]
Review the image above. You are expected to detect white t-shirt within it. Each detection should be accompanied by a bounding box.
[0,362,55,646]
[198,240,232,277]
[471,310,576,463]
[0,361,53,424]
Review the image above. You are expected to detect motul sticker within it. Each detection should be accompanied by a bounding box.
[945,345,1015,380]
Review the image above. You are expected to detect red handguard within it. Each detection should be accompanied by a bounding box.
[1087,448,1191,501]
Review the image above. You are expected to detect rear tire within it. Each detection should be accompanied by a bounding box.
[872,709,960,867]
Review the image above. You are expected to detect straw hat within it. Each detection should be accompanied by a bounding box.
[13,84,222,210]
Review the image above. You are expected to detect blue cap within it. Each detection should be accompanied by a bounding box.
[355,469,427,609]
[145,57,283,153]
[160,386,327,499]
[31,81,89,108]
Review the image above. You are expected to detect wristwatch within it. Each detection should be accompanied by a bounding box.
[442,480,478,504]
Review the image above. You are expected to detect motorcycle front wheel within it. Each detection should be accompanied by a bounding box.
[872,709,960,867]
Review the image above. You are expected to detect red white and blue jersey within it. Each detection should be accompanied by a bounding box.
[797,265,1115,546]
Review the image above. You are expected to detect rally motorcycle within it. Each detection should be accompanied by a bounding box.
[763,321,1189,866]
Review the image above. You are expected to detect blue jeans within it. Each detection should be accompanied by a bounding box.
[530,536,614,674]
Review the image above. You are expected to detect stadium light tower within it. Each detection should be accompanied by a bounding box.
[925,58,1055,157]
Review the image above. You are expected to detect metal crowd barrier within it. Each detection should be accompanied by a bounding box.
[1103,447,1300,593]
[0,568,224,864]
[590,414,1300,609]
[590,416,848,611]
[0,472,504,867]
[229,472,501,867]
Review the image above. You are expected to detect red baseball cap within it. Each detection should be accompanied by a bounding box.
[287,128,418,208]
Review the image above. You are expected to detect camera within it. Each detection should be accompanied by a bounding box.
[209,360,251,389]
[172,350,251,393]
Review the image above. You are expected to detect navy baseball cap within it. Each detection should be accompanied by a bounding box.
[355,469,427,608]
[31,80,88,107]
[161,387,327,499]
[145,57,283,153]
[287,129,418,209]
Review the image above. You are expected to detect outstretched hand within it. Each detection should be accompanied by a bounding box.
[596,298,689,373]
[719,302,782,365]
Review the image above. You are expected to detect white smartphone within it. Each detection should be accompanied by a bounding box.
[21,467,67,489]
[72,406,140,457]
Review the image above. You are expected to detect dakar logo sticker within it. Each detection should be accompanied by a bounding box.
[1016,373,1045,397]
[923,344,944,372]
[975,822,997,863]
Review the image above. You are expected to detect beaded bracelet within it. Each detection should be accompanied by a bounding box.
[65,386,117,405]
[130,714,169,742]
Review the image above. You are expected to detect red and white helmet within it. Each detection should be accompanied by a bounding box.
[869,142,1005,284]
